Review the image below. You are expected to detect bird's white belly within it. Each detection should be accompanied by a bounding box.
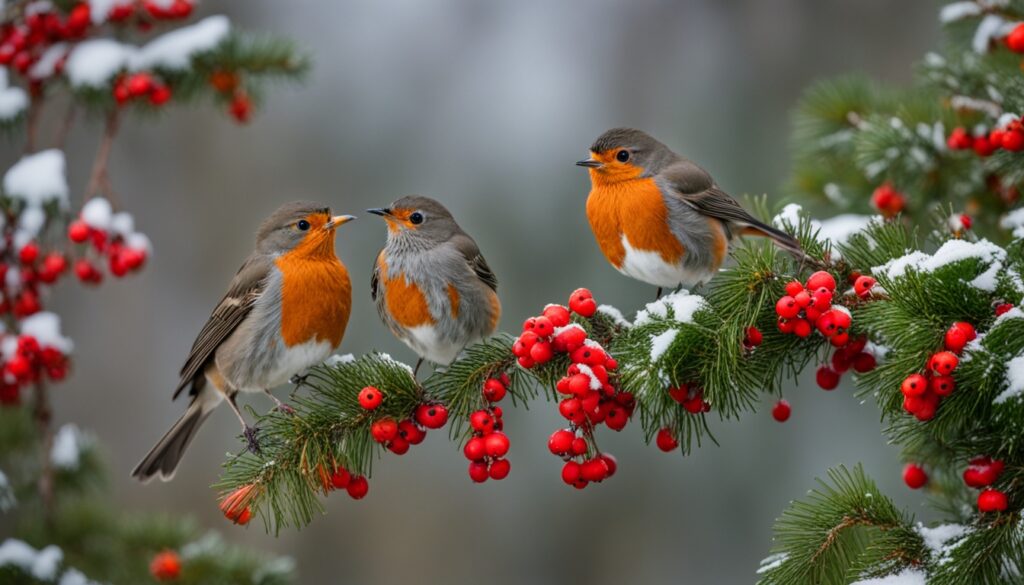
[402,325,464,365]
[264,339,334,389]
[618,235,711,288]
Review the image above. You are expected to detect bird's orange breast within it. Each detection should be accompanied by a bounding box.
[276,253,352,348]
[378,257,435,329]
[586,177,685,268]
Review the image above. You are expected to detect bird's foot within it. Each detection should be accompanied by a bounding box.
[289,373,308,386]
[275,402,296,415]
[243,426,262,454]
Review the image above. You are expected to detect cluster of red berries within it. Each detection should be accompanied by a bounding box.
[0,3,91,79]
[0,334,70,406]
[207,70,253,124]
[900,322,972,421]
[67,203,148,284]
[113,72,172,106]
[356,385,450,458]
[324,463,369,501]
[149,550,182,581]
[512,288,599,368]
[963,456,1008,513]
[0,241,69,319]
[464,393,512,483]
[948,117,1024,157]
[871,182,907,218]
[775,271,855,345]
[815,336,877,391]
[655,382,710,450]
[995,302,1015,317]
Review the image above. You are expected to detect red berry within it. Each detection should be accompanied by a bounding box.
[902,463,928,489]
[149,84,172,105]
[811,289,833,311]
[484,432,510,457]
[978,489,1008,513]
[1003,129,1024,151]
[464,436,486,461]
[930,351,959,375]
[469,410,494,433]
[667,384,688,404]
[743,326,763,348]
[570,437,587,456]
[554,326,587,352]
[655,427,678,452]
[346,475,369,499]
[771,399,791,422]
[854,275,876,298]
[530,340,554,363]
[793,319,812,338]
[483,378,507,402]
[580,458,609,482]
[944,326,968,354]
[569,288,597,317]
[901,374,928,397]
[358,386,383,409]
[996,303,1014,316]
[18,242,38,264]
[68,220,90,243]
[973,135,996,157]
[947,127,972,149]
[532,316,554,337]
[489,458,511,480]
[370,418,398,443]
[605,406,628,430]
[852,353,877,373]
[777,317,795,334]
[415,403,448,429]
[930,375,955,397]
[964,457,1004,488]
[149,551,181,581]
[548,429,574,455]
[542,304,571,327]
[794,291,812,308]
[806,271,837,292]
[330,467,351,489]
[1008,23,1024,53]
[6,355,31,379]
[784,280,804,297]
[387,436,410,455]
[126,72,154,96]
[561,461,582,484]
[775,296,800,319]
[229,94,252,123]
[600,454,617,477]
[816,366,840,391]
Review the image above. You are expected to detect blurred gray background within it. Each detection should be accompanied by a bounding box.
[11,1,941,583]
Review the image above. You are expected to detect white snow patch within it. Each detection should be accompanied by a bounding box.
[575,363,603,390]
[109,211,134,236]
[649,329,678,362]
[596,304,630,327]
[29,43,68,80]
[772,203,803,229]
[757,552,788,574]
[874,239,1006,291]
[995,354,1024,404]
[3,149,69,207]
[941,2,982,23]
[974,14,1007,53]
[89,0,132,24]
[50,424,87,470]
[851,568,927,585]
[1000,207,1024,238]
[0,539,63,580]
[64,39,133,87]
[132,16,230,71]
[817,214,874,248]
[21,312,73,354]
[126,232,152,253]
[917,523,970,565]
[0,69,27,121]
[377,352,414,375]
[324,353,355,367]
[80,197,112,231]
[634,290,707,326]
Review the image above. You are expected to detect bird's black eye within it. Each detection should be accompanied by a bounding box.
[409,212,424,225]
[616,149,630,162]
[297,219,311,231]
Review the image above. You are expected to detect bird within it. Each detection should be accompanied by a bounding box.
[577,127,809,298]
[367,196,500,376]
[132,202,355,482]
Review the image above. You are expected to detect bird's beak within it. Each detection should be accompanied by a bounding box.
[325,215,356,230]
[576,157,602,169]
[366,207,391,217]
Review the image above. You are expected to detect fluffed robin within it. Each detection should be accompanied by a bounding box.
[578,128,808,297]
[132,202,355,482]
[368,196,500,375]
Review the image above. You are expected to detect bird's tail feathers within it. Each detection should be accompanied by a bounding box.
[740,220,825,268]
[131,396,215,483]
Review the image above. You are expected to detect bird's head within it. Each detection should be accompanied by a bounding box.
[577,127,673,185]
[367,195,460,249]
[256,201,355,257]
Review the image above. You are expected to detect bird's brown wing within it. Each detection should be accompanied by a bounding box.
[173,254,270,399]
[370,249,383,302]
[660,159,804,253]
[452,234,498,292]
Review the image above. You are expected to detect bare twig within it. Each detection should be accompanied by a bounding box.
[24,93,43,154]
[85,109,121,205]
[55,101,76,150]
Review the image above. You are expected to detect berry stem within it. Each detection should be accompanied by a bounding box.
[85,109,121,205]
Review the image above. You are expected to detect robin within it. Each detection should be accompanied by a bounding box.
[367,196,500,375]
[132,202,355,482]
[577,128,809,297]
